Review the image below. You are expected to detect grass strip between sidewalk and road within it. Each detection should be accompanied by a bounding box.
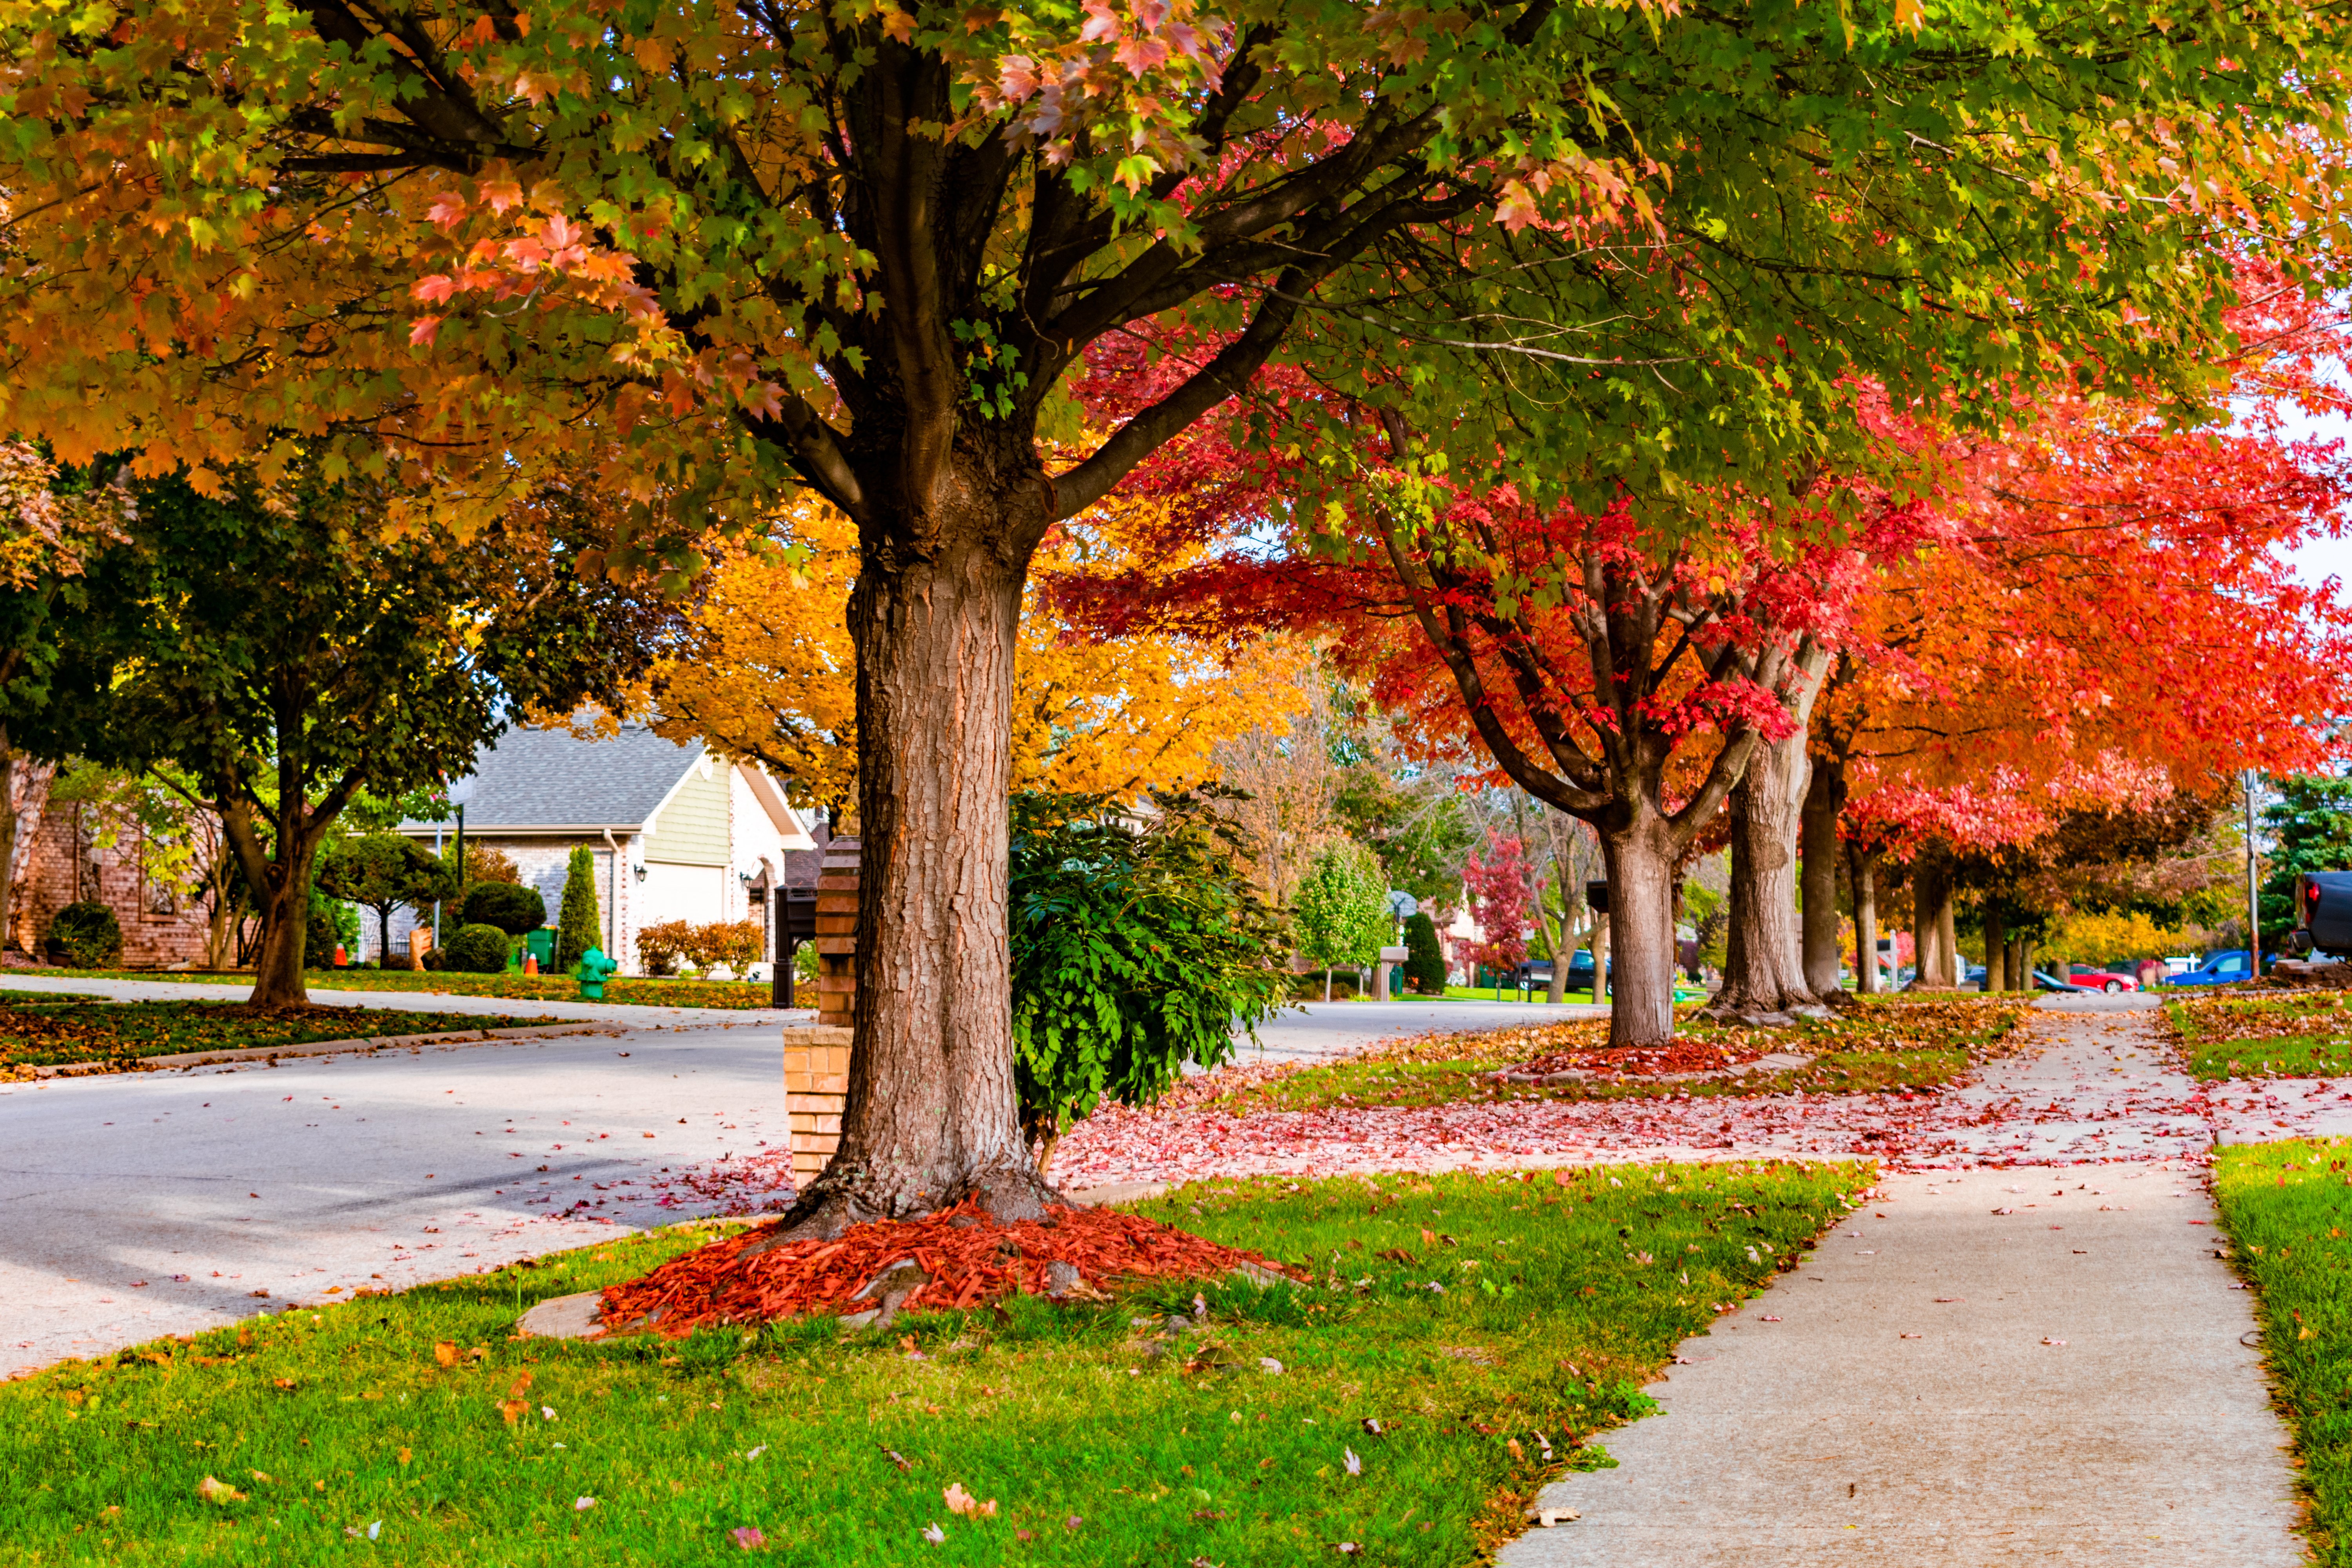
[12,968,780,1010]
[2213,1137,2352,1565]
[2169,992,2352,1081]
[0,995,561,1078]
[0,1160,1867,1566]
[1216,998,2029,1113]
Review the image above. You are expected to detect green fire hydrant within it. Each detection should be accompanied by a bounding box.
[577,947,619,1001]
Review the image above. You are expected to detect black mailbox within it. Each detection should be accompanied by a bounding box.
[1586,879,1610,916]
[774,889,820,1007]
[2296,872,2352,957]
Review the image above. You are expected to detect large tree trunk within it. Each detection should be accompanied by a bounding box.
[787,522,1049,1235]
[2009,936,2035,993]
[247,873,311,1007]
[1599,811,1679,1047]
[1909,855,1959,989]
[1799,756,1846,998]
[1710,643,1828,1022]
[1712,733,1821,1021]
[1982,903,2007,993]
[1849,845,1878,995]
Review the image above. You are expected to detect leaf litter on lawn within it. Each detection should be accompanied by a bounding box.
[597,1198,1305,1336]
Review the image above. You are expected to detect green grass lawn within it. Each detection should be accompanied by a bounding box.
[1220,997,2029,1113]
[27,968,780,1010]
[2212,1138,2352,1563]
[0,995,559,1078]
[2167,992,2352,1080]
[0,1161,1866,1565]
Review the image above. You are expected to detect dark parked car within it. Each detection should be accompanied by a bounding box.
[1515,951,1606,992]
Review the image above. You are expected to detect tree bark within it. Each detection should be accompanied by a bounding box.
[1849,845,1878,995]
[1713,731,1821,1021]
[1982,904,2007,993]
[1598,811,1679,1047]
[785,517,1051,1235]
[2010,936,2035,992]
[1799,755,1847,998]
[1909,854,1959,989]
[1590,915,1610,1007]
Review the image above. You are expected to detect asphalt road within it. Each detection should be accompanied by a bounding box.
[0,989,1552,1379]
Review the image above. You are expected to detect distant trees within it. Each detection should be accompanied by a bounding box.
[316,834,460,971]
[15,469,674,1005]
[1292,843,1391,1002]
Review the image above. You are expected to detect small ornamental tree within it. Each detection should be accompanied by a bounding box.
[1402,911,1448,995]
[1009,789,1288,1172]
[555,846,602,971]
[1292,842,1392,1001]
[1461,834,1537,998]
[317,832,460,970]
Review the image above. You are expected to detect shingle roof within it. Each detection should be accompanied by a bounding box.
[401,724,701,831]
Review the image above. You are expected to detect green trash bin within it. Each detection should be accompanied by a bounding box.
[524,928,555,971]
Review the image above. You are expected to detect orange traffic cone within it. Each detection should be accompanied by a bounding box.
[523,952,539,976]
[334,944,348,967]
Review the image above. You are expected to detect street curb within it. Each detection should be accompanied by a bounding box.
[25,1023,621,1080]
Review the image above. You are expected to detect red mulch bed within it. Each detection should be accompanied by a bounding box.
[597,1199,1303,1338]
[1506,1035,1776,1079]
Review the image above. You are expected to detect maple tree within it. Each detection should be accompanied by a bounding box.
[650,496,1305,809]
[5,0,2348,1215]
[1460,831,1537,997]
[1813,293,2352,989]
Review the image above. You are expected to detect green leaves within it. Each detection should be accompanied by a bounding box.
[1009,788,1290,1142]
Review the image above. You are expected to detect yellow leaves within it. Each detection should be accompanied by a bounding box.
[497,1370,533,1425]
[649,490,1307,804]
[195,1475,245,1505]
[943,1483,998,1517]
[1892,0,1924,31]
[432,1341,459,1369]
[633,35,675,75]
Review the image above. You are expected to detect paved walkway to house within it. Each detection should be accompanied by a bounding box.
[1502,1002,2303,1568]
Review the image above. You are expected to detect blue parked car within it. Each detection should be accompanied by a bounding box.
[2166,950,2257,987]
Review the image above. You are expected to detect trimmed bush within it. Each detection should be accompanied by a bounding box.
[1403,911,1447,995]
[460,881,546,936]
[440,923,512,974]
[46,901,122,967]
[637,918,693,976]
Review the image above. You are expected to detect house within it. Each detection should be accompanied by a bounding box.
[388,724,818,975]
[11,783,216,967]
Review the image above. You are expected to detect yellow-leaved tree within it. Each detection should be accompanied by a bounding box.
[651,496,1304,808]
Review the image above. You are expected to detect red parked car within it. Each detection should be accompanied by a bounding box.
[2067,965,2139,994]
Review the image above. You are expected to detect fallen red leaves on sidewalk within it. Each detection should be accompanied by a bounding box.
[598,1199,1301,1337]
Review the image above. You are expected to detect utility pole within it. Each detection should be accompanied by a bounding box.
[2245,769,2261,974]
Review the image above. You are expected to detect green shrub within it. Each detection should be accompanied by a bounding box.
[1010,787,1290,1161]
[1403,910,1447,994]
[555,846,602,970]
[440,923,512,974]
[46,901,122,967]
[459,881,546,935]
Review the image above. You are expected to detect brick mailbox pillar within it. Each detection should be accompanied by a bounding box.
[783,832,860,1182]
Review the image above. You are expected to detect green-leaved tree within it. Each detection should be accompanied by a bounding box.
[556,846,603,971]
[1293,843,1393,1002]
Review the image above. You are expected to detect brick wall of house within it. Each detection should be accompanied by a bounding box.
[14,804,214,967]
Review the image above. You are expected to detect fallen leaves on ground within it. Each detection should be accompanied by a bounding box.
[597,1199,1305,1337]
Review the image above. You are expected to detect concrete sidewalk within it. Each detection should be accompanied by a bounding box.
[1503,1008,2302,1567]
